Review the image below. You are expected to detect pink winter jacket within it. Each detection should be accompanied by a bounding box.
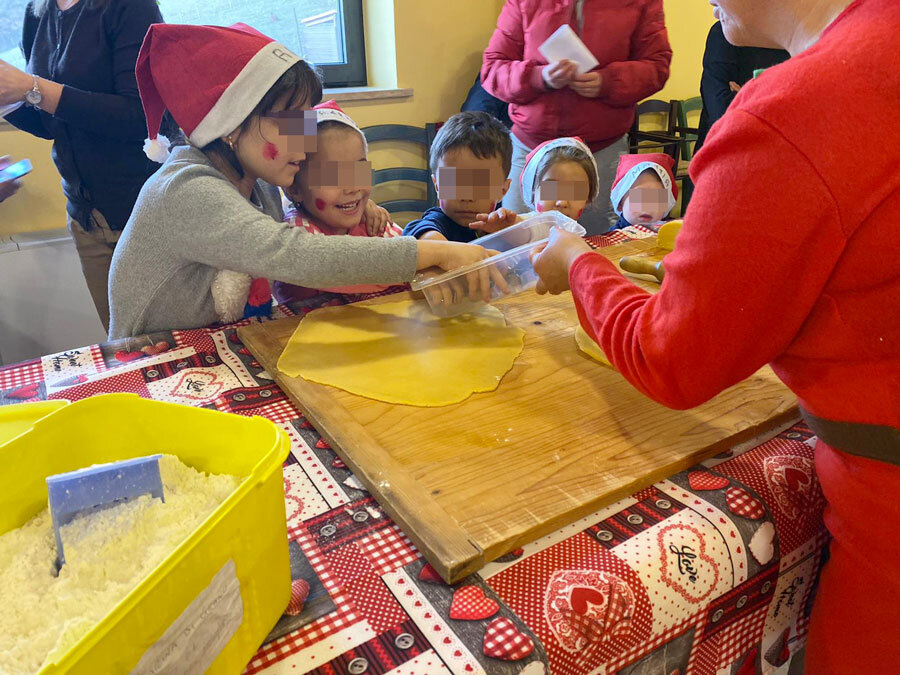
[481,0,672,152]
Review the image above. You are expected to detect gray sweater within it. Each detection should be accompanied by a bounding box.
[108,146,418,338]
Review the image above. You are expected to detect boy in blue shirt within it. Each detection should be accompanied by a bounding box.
[403,112,512,242]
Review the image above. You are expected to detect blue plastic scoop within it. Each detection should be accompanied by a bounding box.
[47,454,165,569]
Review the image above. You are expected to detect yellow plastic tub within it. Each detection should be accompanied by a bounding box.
[0,400,69,446]
[0,394,291,674]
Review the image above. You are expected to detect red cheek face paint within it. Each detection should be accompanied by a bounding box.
[314,198,327,211]
[263,143,279,160]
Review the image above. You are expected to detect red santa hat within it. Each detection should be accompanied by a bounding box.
[314,100,360,132]
[314,100,367,151]
[136,23,301,162]
[519,137,599,210]
[610,153,678,216]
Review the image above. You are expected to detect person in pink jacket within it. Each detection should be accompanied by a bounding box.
[481,0,672,235]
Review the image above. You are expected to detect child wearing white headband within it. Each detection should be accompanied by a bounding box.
[470,137,600,233]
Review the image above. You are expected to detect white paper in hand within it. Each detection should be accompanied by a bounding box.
[538,24,600,75]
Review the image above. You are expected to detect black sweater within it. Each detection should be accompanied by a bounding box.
[6,0,163,230]
[695,22,789,154]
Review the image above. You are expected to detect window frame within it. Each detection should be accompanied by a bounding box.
[316,0,367,88]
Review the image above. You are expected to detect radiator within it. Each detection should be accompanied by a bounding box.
[0,229,107,365]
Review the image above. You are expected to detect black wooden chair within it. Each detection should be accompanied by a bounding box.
[672,97,703,213]
[627,99,682,164]
[361,123,439,217]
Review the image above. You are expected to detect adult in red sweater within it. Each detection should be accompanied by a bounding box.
[532,0,899,671]
[481,0,671,235]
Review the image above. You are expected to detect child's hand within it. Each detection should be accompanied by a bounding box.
[467,207,519,234]
[530,227,593,295]
[417,241,511,304]
[362,199,392,236]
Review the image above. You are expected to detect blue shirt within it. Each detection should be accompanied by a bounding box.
[402,207,478,243]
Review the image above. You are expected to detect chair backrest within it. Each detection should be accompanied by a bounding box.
[361,123,438,217]
[675,97,703,161]
[628,99,680,159]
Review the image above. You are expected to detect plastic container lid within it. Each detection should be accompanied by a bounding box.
[410,211,586,317]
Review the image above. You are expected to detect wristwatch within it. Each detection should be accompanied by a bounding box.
[24,76,43,108]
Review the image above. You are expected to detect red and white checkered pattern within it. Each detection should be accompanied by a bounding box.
[715,606,768,667]
[0,359,42,391]
[606,617,697,673]
[585,224,655,249]
[725,487,766,520]
[247,526,363,671]
[358,524,419,576]
[482,617,535,661]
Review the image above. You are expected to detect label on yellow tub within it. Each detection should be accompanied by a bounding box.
[133,559,243,674]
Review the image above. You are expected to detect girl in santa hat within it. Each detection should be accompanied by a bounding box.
[469,137,600,234]
[609,153,678,230]
[273,100,405,305]
[108,23,495,339]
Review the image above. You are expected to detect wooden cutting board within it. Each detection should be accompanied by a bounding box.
[239,238,798,583]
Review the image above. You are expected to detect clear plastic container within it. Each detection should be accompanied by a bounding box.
[410,211,586,317]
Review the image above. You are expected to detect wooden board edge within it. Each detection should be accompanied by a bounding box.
[238,321,484,583]
[475,404,801,561]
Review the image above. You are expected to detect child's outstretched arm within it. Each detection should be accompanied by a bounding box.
[466,207,520,234]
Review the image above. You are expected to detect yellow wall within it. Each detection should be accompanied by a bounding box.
[0,0,714,236]
[658,0,716,102]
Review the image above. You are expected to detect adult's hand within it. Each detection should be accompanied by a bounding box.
[0,156,22,203]
[0,60,32,106]
[568,72,604,98]
[542,59,578,89]
[530,227,593,295]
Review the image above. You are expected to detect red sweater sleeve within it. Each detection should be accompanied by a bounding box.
[481,0,548,106]
[569,110,846,409]
[596,0,672,107]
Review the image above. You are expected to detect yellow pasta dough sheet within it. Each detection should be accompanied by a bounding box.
[277,300,525,406]
[575,325,612,367]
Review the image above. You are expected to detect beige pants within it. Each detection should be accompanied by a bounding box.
[67,210,122,332]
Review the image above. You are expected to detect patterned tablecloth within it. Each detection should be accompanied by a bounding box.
[0,226,827,674]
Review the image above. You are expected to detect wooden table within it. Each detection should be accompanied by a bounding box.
[240,238,798,582]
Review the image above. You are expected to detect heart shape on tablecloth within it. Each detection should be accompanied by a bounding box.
[6,382,40,400]
[483,617,534,661]
[687,470,730,491]
[544,569,635,653]
[749,521,776,565]
[167,370,225,402]
[764,455,821,521]
[449,585,499,620]
[726,486,765,520]
[657,523,721,604]
[765,627,791,666]
[114,350,145,363]
[417,563,445,584]
[285,578,310,616]
[141,340,170,356]
[316,438,331,450]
